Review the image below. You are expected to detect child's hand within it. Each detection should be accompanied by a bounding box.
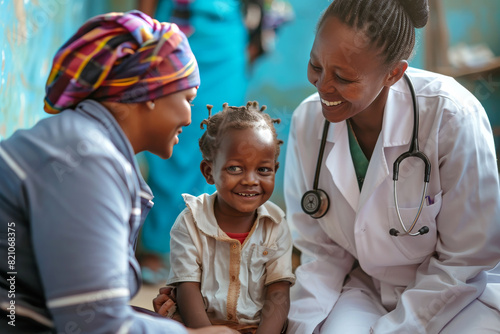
[186,326,239,334]
[153,286,176,316]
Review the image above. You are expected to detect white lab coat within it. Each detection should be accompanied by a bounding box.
[284,68,500,333]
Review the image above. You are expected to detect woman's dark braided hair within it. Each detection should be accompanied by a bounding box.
[199,101,283,162]
[318,0,429,65]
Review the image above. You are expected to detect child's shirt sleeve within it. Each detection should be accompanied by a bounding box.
[264,217,296,286]
[167,209,202,285]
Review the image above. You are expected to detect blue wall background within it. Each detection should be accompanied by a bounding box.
[1,0,499,208]
[0,0,134,139]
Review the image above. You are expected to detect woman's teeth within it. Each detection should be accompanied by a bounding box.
[321,98,343,106]
[238,193,257,197]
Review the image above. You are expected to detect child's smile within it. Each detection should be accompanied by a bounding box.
[237,192,259,197]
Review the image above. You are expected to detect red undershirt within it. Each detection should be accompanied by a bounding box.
[225,231,249,244]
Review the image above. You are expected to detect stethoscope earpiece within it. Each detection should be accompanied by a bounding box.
[418,226,430,235]
[389,228,400,236]
[389,225,429,237]
[301,189,330,219]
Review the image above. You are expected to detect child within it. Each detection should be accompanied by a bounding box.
[166,101,295,334]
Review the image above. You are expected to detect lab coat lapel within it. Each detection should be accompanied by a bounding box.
[358,133,390,210]
[325,122,360,212]
[358,83,413,211]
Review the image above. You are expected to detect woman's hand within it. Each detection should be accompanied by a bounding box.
[153,286,176,316]
[186,326,240,334]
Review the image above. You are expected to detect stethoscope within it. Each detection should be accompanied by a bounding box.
[301,72,432,237]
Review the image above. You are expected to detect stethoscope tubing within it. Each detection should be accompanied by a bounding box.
[393,180,428,236]
[391,73,431,236]
[313,120,331,190]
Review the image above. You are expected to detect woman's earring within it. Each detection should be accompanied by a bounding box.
[147,101,155,110]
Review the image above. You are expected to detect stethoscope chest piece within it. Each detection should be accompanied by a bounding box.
[301,120,331,219]
[301,189,330,219]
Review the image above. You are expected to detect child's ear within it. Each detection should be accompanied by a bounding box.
[275,162,280,172]
[200,160,214,184]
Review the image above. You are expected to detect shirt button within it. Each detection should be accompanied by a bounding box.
[228,314,233,320]
[263,251,268,255]
[231,244,237,249]
[231,275,236,281]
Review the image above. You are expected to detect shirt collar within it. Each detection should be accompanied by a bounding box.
[381,76,414,148]
[182,192,284,237]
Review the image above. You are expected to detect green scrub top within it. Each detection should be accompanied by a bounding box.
[347,120,370,190]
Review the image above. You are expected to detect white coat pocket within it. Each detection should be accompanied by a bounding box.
[386,191,442,261]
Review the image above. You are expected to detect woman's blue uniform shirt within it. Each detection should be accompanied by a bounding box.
[0,100,187,333]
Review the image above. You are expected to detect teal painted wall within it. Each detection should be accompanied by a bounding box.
[443,0,500,55]
[0,0,135,140]
[1,0,85,139]
[440,0,500,149]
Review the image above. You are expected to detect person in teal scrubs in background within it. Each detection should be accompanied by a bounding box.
[137,0,249,283]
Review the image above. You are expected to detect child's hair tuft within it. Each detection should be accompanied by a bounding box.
[199,101,283,162]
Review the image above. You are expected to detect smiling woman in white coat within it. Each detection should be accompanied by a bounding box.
[284,0,500,333]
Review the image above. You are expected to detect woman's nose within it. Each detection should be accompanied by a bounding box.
[309,69,335,94]
[316,73,336,94]
[183,108,192,127]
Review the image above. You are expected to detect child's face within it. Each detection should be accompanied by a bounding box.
[202,127,278,215]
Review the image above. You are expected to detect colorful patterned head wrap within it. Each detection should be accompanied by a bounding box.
[44,10,199,114]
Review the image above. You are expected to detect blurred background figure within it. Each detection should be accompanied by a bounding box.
[135,0,293,284]
[135,0,248,285]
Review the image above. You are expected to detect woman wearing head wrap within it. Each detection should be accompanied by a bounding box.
[0,11,237,334]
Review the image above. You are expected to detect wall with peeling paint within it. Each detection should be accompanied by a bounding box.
[0,0,134,139]
[0,0,83,138]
